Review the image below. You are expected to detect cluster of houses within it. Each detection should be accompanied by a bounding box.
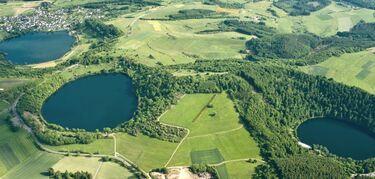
[0,6,104,32]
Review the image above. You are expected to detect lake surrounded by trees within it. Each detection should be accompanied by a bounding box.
[42,74,138,131]
[0,31,75,64]
[297,118,375,160]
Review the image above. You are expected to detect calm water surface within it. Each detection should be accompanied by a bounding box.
[0,31,75,64]
[42,74,138,131]
[297,118,375,160]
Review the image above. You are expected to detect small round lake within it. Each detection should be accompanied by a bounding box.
[0,31,75,65]
[41,74,138,131]
[297,118,375,160]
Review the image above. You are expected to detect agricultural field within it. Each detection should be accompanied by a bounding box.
[0,1,41,16]
[0,78,29,90]
[160,93,261,178]
[301,50,375,94]
[2,153,62,179]
[0,108,61,178]
[116,133,178,172]
[52,156,135,179]
[109,4,250,66]
[46,138,114,155]
[0,119,40,176]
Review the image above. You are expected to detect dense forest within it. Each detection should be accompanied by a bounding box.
[76,19,122,39]
[219,20,275,38]
[336,0,375,9]
[202,0,244,9]
[246,22,375,65]
[273,0,331,16]
[168,9,228,20]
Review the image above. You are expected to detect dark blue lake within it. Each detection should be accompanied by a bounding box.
[41,74,138,131]
[0,31,75,65]
[297,118,375,160]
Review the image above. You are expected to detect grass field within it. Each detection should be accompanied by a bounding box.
[0,107,63,178]
[116,133,178,172]
[109,5,249,66]
[0,1,41,16]
[97,161,135,179]
[161,93,242,136]
[0,79,29,90]
[160,93,261,178]
[0,122,40,176]
[53,156,135,179]
[46,138,114,155]
[301,51,375,94]
[225,160,258,179]
[2,153,62,179]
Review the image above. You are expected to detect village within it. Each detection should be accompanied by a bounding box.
[0,4,103,32]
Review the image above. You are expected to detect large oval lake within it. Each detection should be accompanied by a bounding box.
[41,74,138,131]
[0,31,75,65]
[297,118,375,160]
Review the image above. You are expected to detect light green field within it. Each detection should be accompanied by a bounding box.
[53,156,134,179]
[53,156,102,174]
[0,122,39,176]
[2,153,62,179]
[225,160,258,179]
[301,51,375,94]
[160,93,261,178]
[0,79,29,90]
[110,8,249,66]
[0,109,62,179]
[0,1,41,16]
[46,138,114,155]
[161,93,242,136]
[116,133,178,172]
[97,161,135,179]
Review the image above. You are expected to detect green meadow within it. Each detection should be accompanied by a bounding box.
[301,51,375,94]
[160,93,261,178]
[46,138,115,155]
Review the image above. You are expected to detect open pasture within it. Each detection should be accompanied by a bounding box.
[0,1,41,16]
[301,51,375,94]
[116,133,178,172]
[160,93,261,178]
[0,124,40,176]
[110,6,249,66]
[0,79,29,90]
[2,153,62,179]
[46,138,114,155]
[0,111,61,179]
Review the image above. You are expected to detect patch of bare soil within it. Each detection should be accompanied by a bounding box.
[150,167,212,179]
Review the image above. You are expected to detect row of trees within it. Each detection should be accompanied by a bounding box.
[168,9,228,20]
[48,168,92,179]
[274,0,331,16]
[202,0,244,9]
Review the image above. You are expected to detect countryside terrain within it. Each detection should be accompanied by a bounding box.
[0,0,375,179]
